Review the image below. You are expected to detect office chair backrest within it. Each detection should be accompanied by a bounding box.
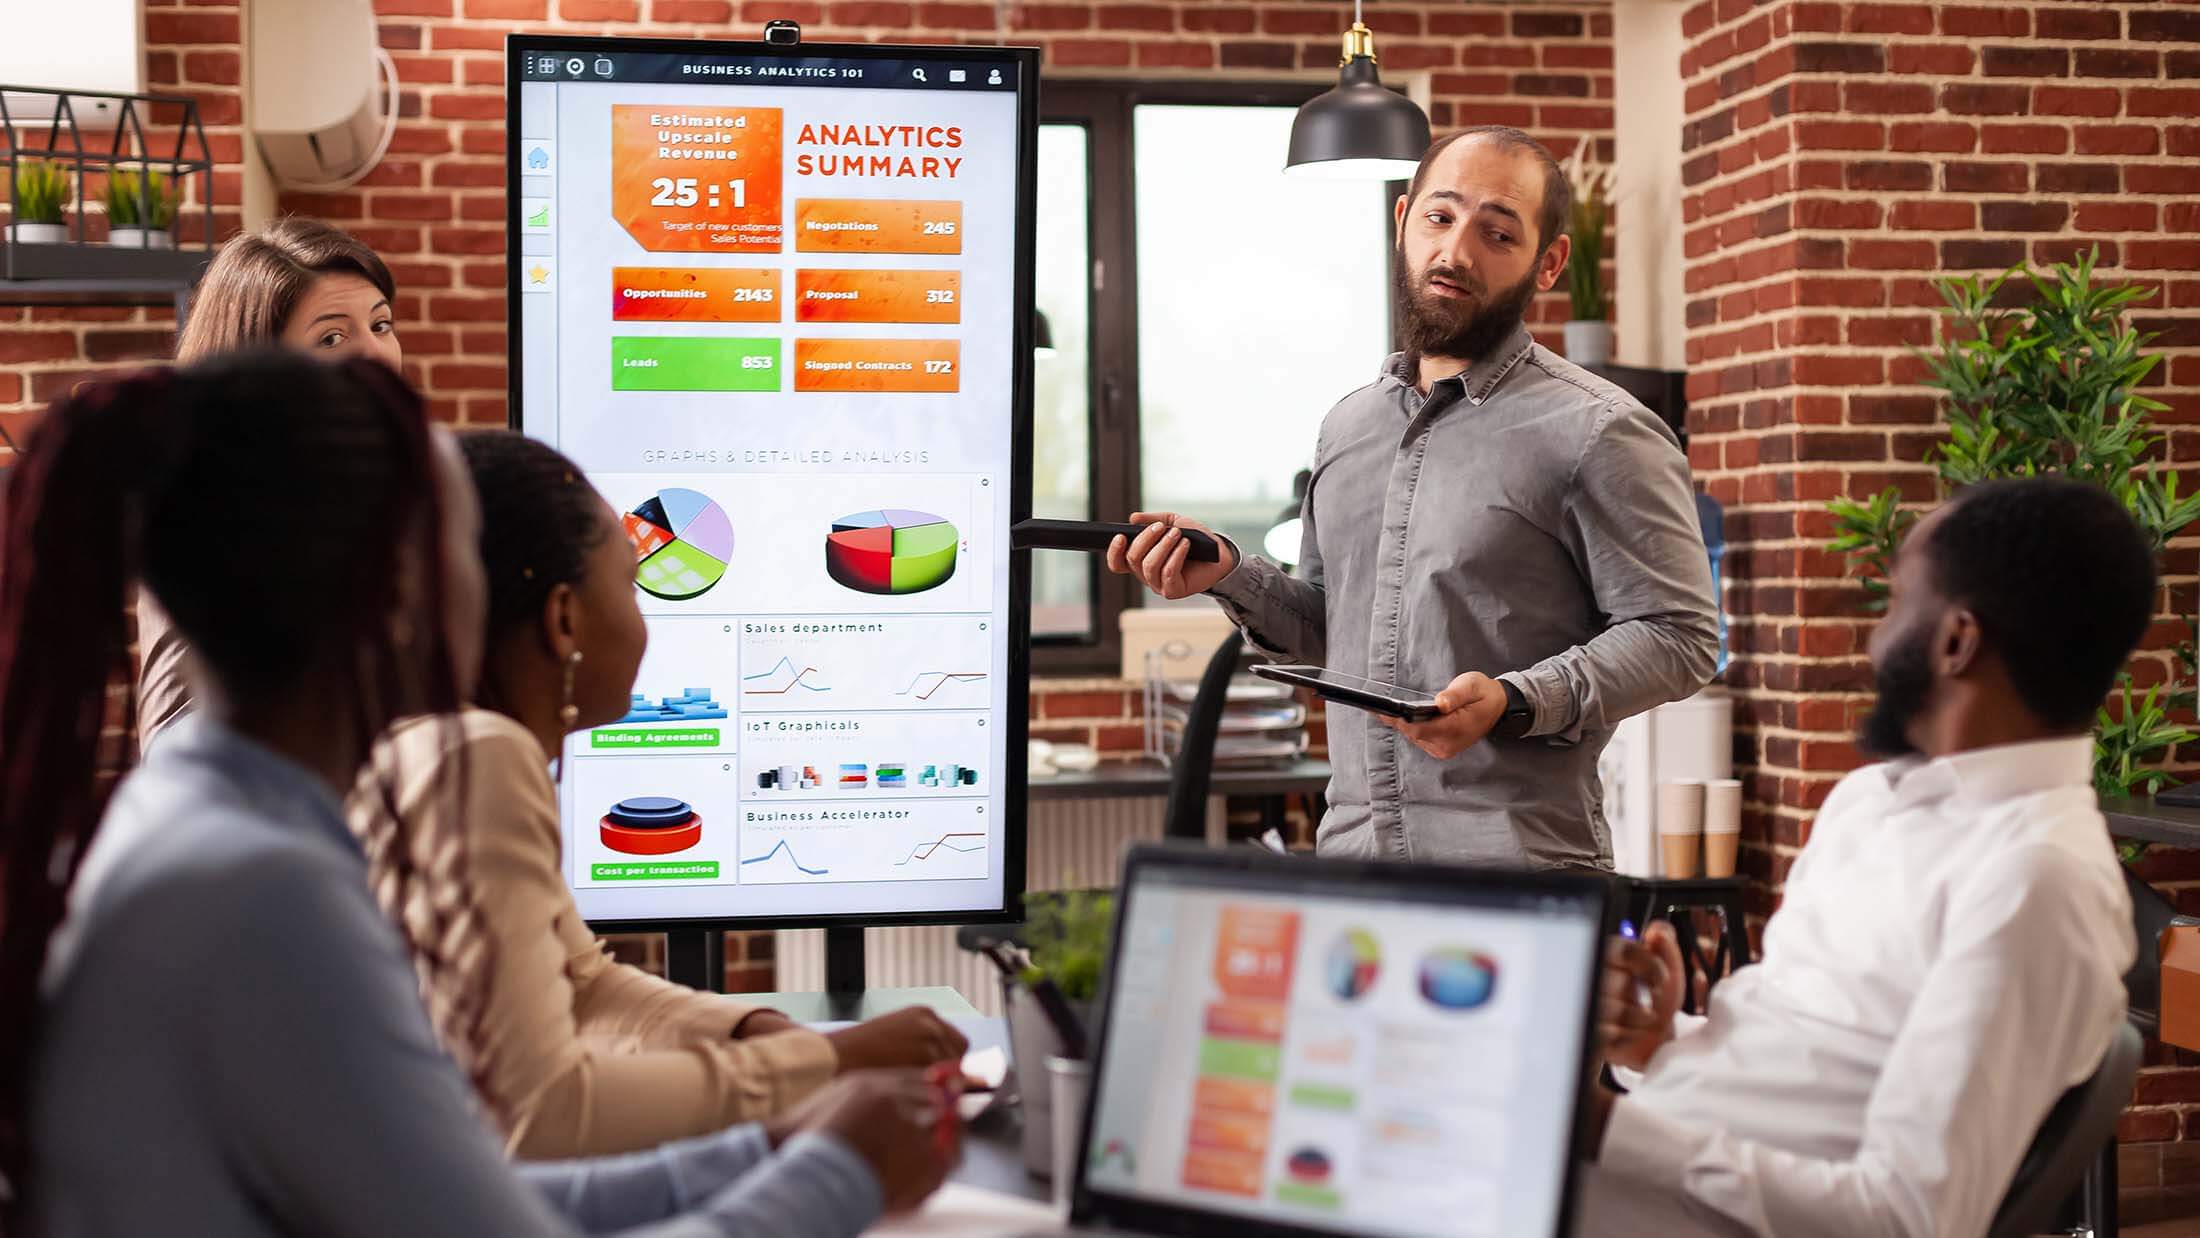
[2123,865,2200,1033]
[1985,1021,2143,1238]
[1161,630,1243,841]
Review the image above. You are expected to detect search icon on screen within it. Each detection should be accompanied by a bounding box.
[913,67,928,82]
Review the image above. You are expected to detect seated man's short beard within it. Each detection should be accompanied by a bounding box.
[1857,622,1935,760]
[1394,252,1543,364]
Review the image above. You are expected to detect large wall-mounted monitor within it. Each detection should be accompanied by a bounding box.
[507,33,1036,931]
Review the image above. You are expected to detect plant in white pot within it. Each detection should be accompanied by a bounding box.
[1560,146,1614,367]
[7,159,74,245]
[1007,888,1109,1177]
[103,168,179,250]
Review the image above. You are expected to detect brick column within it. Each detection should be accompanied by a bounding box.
[1681,0,2200,1208]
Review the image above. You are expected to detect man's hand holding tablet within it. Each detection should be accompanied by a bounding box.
[1380,671,1515,759]
[1104,511,1239,599]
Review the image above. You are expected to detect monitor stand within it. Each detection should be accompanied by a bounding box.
[823,924,867,1022]
[662,925,869,1022]
[665,929,724,992]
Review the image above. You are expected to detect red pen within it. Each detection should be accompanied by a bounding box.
[923,1061,964,1162]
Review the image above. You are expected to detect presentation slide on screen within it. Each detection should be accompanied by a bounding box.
[514,44,1024,923]
[1082,884,1596,1237]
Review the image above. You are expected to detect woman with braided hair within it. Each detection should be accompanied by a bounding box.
[2,353,953,1236]
[354,430,968,1160]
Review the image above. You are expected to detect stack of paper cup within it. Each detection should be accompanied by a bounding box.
[1657,780,1705,878]
[1703,779,1743,878]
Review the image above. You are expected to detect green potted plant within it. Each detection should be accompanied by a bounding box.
[1560,145,1614,366]
[1020,887,1111,1013]
[103,167,179,250]
[1828,248,2200,834]
[7,158,73,245]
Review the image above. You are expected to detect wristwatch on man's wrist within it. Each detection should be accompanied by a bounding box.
[1491,678,1535,741]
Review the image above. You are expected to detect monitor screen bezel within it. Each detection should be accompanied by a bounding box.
[503,31,1037,933]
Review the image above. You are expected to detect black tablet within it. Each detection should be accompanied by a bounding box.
[1250,663,1442,721]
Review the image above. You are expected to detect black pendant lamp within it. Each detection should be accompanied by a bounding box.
[1284,2,1432,180]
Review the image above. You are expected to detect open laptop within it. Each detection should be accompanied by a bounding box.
[1050,844,1610,1238]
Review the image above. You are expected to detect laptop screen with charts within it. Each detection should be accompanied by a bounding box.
[1071,846,1608,1238]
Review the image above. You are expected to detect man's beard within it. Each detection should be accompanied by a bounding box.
[1393,247,1542,365]
[1858,621,1935,760]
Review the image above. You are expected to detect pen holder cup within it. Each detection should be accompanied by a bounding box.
[1048,1056,1093,1206]
[1007,985,1088,1177]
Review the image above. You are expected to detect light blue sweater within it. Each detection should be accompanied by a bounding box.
[31,716,882,1237]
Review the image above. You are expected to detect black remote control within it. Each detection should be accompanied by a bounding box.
[1012,518,1223,562]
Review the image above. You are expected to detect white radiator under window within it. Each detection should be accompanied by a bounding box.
[776,791,1219,1015]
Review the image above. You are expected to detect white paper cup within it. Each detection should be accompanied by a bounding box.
[1657,780,1706,878]
[1703,779,1742,877]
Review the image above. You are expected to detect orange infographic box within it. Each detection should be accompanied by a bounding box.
[794,199,963,254]
[795,269,961,324]
[613,267,781,323]
[1186,1111,1272,1155]
[1202,999,1287,1043]
[612,106,784,254]
[793,339,960,393]
[1211,904,1300,1001]
[1181,1147,1264,1198]
[1193,1076,1276,1118]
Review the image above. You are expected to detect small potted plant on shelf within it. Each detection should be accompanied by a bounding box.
[103,167,179,250]
[1561,144,1615,367]
[7,159,73,245]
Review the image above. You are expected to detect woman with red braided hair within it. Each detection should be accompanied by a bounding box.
[0,353,952,1236]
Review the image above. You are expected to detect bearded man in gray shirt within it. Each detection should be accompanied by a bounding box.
[1110,126,1718,869]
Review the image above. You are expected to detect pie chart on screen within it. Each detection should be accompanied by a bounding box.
[626,488,733,601]
[825,509,959,595]
[1324,928,1381,1002]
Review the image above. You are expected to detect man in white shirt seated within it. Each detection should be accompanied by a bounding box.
[1580,476,2152,1238]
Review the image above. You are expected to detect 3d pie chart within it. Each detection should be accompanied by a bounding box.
[600,796,703,855]
[626,488,732,601]
[1324,927,1381,1002]
[1285,1147,1334,1185]
[1419,947,1499,1011]
[825,509,959,595]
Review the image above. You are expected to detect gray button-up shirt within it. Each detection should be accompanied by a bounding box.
[1210,325,1719,868]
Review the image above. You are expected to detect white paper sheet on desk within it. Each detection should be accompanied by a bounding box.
[867,1183,1062,1236]
[959,1045,1009,1120]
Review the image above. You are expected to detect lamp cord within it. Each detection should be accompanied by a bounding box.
[1354,0,1362,24]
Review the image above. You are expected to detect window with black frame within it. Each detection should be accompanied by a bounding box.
[1033,82,1398,671]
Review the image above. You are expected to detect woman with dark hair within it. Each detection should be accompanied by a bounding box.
[353,431,967,1159]
[138,217,405,749]
[2,353,951,1235]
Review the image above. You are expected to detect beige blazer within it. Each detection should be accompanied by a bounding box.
[134,589,197,753]
[352,709,837,1159]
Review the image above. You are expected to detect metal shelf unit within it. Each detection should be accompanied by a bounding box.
[1,84,217,309]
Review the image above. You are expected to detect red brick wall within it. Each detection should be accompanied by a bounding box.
[1678,0,2200,1214]
[0,0,1616,434]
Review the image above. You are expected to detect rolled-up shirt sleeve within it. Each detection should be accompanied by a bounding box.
[1502,403,1719,743]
